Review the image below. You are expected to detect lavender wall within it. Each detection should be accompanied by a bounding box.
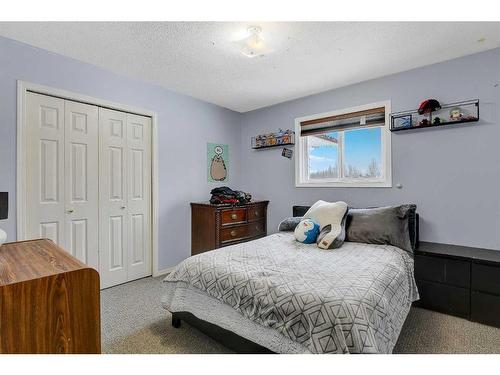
[240,48,500,251]
[1,36,499,270]
[0,36,242,269]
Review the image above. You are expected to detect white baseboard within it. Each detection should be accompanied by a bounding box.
[153,266,175,277]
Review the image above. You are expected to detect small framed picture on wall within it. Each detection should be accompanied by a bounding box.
[391,114,413,130]
[207,143,229,182]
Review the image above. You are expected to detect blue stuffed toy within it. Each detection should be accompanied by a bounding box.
[294,218,320,244]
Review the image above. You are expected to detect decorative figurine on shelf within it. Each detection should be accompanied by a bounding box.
[283,133,290,144]
[419,118,429,126]
[282,129,292,144]
[276,128,285,145]
[255,135,262,148]
[450,107,463,121]
[269,133,277,146]
[418,98,442,115]
[433,117,442,125]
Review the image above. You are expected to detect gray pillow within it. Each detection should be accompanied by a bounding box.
[278,217,303,232]
[316,210,348,249]
[345,204,416,253]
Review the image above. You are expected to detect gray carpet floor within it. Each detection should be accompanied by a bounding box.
[101,276,500,354]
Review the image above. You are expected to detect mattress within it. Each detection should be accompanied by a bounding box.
[162,232,419,353]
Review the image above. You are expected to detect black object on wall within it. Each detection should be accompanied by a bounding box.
[0,192,8,220]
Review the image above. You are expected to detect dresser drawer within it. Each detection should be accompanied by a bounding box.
[247,205,265,222]
[220,221,266,244]
[415,279,470,319]
[221,208,247,226]
[415,254,470,288]
[248,220,265,237]
[220,225,249,243]
[471,263,500,295]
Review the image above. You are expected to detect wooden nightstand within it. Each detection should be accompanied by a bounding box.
[190,200,269,256]
[414,241,500,327]
[0,239,101,353]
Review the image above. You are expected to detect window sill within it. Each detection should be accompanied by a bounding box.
[295,180,392,188]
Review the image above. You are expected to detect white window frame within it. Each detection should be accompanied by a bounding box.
[295,100,392,188]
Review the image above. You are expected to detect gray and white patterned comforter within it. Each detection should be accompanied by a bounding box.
[163,232,419,354]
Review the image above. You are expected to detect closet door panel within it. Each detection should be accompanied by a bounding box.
[126,114,151,281]
[99,108,128,288]
[26,93,66,248]
[64,100,99,269]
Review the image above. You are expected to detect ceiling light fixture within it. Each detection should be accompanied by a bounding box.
[235,26,270,58]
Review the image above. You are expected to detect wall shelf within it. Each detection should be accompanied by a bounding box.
[390,99,479,132]
[251,142,294,150]
[251,130,294,149]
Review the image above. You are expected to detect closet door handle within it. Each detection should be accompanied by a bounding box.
[67,209,74,214]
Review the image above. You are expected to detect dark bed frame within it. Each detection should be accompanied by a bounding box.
[171,205,420,353]
[171,312,272,353]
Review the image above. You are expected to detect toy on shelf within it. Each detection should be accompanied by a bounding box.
[450,107,462,121]
[251,129,295,149]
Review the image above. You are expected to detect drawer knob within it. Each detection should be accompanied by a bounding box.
[231,213,238,220]
[230,230,237,237]
[254,211,259,217]
[255,225,259,231]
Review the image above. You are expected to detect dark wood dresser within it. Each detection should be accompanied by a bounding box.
[191,200,269,255]
[414,241,500,327]
[0,239,101,353]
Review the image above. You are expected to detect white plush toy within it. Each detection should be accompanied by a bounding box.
[303,200,348,249]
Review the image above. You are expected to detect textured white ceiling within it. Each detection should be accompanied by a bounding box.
[1,22,499,112]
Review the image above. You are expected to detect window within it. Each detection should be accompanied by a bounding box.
[295,101,391,187]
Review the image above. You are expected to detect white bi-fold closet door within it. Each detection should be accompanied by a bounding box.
[26,93,99,268]
[98,108,151,288]
[25,92,152,289]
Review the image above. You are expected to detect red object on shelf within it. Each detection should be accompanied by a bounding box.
[418,99,441,115]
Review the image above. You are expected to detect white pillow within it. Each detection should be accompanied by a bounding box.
[303,200,348,249]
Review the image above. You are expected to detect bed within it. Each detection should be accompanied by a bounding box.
[162,206,419,354]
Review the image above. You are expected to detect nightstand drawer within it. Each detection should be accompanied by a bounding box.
[248,205,265,222]
[221,209,247,225]
[472,263,500,295]
[415,254,470,288]
[471,292,500,327]
[415,279,470,319]
[414,242,500,329]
